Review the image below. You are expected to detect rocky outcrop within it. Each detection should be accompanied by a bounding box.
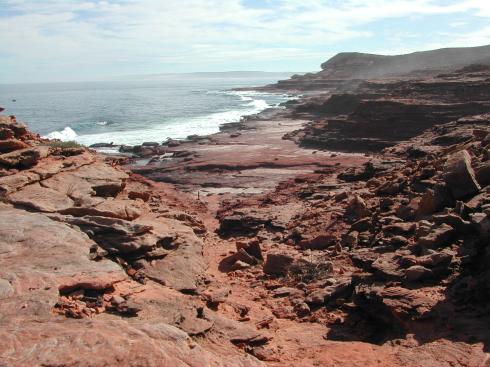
[208,104,490,364]
[0,115,265,366]
[287,65,490,152]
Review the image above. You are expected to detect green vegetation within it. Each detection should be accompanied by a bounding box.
[45,140,84,149]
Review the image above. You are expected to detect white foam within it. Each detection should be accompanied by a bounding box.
[45,91,287,146]
[43,126,78,141]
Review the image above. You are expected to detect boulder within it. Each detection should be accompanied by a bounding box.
[416,223,455,248]
[404,265,433,282]
[475,161,490,187]
[353,285,438,332]
[383,222,416,236]
[231,248,258,266]
[142,142,160,147]
[416,188,446,217]
[305,288,330,306]
[347,195,370,218]
[236,240,263,260]
[470,213,490,240]
[263,253,294,276]
[299,234,337,250]
[443,150,480,199]
[432,213,474,234]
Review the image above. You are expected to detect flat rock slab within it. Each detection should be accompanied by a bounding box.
[0,319,265,367]
[141,216,206,292]
[0,204,126,321]
[8,183,74,212]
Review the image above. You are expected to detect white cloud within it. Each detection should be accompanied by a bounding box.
[1,0,490,82]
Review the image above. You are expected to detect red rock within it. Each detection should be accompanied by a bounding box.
[8,183,74,212]
[416,223,455,248]
[0,139,29,153]
[404,265,433,282]
[0,146,50,168]
[443,150,481,199]
[299,234,337,250]
[263,253,294,276]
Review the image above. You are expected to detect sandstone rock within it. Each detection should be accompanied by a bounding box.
[137,216,205,293]
[383,222,416,236]
[417,188,441,216]
[371,253,405,281]
[263,253,294,276]
[219,213,269,236]
[236,240,263,260]
[417,251,453,268]
[142,141,160,147]
[404,265,433,282]
[232,248,258,266]
[386,235,409,247]
[354,285,438,332]
[432,213,474,234]
[342,230,359,248]
[351,218,372,232]
[475,161,490,186]
[0,205,126,305]
[0,146,49,168]
[63,198,145,221]
[305,288,330,305]
[294,302,310,317]
[470,213,490,240]
[271,286,303,298]
[415,220,433,238]
[0,171,40,195]
[0,320,264,367]
[347,195,370,218]
[417,223,455,248]
[443,150,481,199]
[8,183,74,212]
[0,139,29,153]
[0,127,13,140]
[72,162,128,197]
[299,234,337,250]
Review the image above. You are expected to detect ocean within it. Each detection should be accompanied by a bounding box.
[0,74,293,146]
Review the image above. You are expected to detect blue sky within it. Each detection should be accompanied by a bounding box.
[1,0,490,83]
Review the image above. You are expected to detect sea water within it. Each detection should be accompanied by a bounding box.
[0,75,293,146]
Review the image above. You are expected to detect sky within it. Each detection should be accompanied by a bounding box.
[1,0,490,83]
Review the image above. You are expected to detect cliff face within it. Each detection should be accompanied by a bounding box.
[262,45,490,91]
[287,64,490,152]
[320,45,490,78]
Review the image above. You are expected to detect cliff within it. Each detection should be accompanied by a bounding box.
[288,64,490,151]
[260,44,490,91]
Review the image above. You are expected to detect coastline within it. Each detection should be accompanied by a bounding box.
[128,101,368,197]
[2,50,490,366]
